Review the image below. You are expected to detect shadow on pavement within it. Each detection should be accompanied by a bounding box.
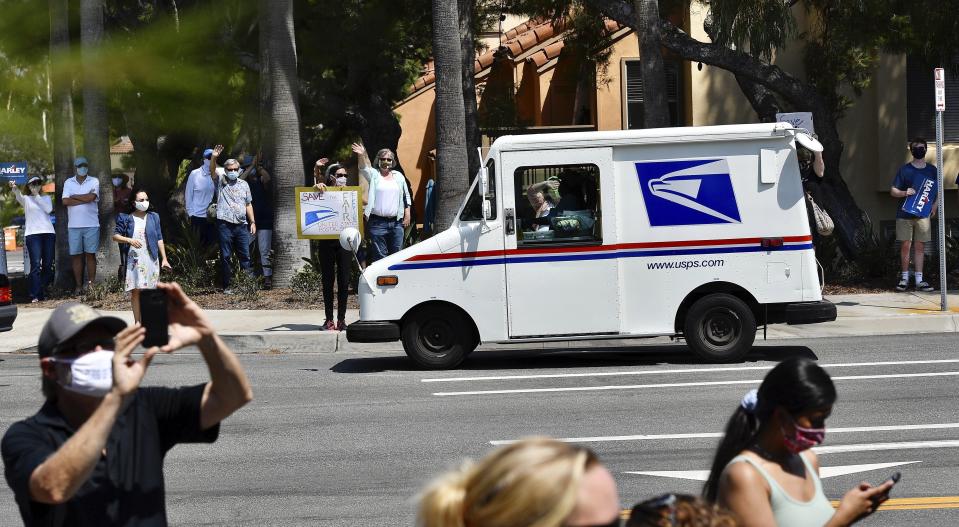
[329,345,818,374]
[264,324,325,332]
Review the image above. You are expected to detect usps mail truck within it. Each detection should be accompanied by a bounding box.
[345,123,836,368]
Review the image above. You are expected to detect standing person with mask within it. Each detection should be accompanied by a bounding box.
[210,145,255,294]
[184,148,223,246]
[891,138,938,292]
[112,189,171,323]
[1,284,253,526]
[61,157,100,295]
[241,153,274,290]
[703,358,894,527]
[10,177,55,302]
[352,143,411,263]
[313,162,353,331]
[112,173,134,283]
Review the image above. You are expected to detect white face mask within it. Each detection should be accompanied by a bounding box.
[336,176,348,187]
[55,350,114,397]
[135,201,149,211]
[112,177,123,187]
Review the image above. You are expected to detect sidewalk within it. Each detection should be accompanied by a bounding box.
[3,291,959,354]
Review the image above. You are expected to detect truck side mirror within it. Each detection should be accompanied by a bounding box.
[339,227,361,253]
[479,166,491,223]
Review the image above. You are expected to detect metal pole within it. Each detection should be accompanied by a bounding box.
[936,110,947,310]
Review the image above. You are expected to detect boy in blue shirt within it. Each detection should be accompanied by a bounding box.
[890,138,938,292]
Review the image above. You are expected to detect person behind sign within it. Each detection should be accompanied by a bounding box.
[314,162,353,331]
[10,178,55,303]
[241,153,274,290]
[890,138,938,292]
[352,143,411,263]
[210,146,256,294]
[0,285,252,526]
[61,157,100,295]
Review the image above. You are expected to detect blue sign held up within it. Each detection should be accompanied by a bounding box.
[0,162,29,184]
[901,173,937,218]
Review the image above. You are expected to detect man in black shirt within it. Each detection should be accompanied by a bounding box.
[2,282,253,526]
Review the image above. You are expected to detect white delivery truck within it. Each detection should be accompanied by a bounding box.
[345,123,836,368]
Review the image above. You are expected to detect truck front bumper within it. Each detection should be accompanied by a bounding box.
[784,300,837,325]
[346,320,401,343]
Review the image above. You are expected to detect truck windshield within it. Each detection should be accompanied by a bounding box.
[459,160,497,221]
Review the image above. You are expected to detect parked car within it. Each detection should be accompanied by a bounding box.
[0,234,17,332]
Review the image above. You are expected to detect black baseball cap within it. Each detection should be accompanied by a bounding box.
[38,303,127,358]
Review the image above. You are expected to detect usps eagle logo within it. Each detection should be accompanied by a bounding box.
[636,159,741,226]
[303,205,337,227]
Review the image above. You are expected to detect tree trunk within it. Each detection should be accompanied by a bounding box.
[260,0,308,287]
[634,0,670,128]
[49,0,76,290]
[588,0,874,259]
[431,0,469,232]
[459,0,481,179]
[81,0,118,282]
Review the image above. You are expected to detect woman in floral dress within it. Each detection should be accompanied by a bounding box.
[113,189,171,322]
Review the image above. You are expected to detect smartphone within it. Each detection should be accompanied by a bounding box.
[140,289,169,348]
[886,472,901,485]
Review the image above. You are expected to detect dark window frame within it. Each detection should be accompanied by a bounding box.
[513,163,603,247]
[907,58,959,142]
[622,59,686,129]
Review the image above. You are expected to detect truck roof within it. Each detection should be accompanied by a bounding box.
[490,122,795,153]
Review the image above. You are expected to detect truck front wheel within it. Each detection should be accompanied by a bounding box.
[402,305,477,369]
[684,293,756,363]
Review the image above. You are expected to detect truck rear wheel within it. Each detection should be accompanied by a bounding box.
[684,293,756,362]
[402,305,477,369]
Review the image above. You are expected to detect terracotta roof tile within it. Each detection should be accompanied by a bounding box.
[110,136,133,154]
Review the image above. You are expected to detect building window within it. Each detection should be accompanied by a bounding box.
[623,59,685,129]
[907,57,959,142]
[514,164,602,246]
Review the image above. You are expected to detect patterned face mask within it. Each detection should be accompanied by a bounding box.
[782,417,825,454]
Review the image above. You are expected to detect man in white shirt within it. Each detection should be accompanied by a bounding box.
[62,157,100,293]
[184,148,224,245]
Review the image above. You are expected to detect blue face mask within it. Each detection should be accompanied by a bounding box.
[77,167,89,177]
[226,170,240,180]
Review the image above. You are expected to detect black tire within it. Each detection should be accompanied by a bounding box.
[401,305,478,369]
[683,293,756,362]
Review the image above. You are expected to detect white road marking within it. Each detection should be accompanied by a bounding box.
[489,423,959,445]
[815,440,959,454]
[626,461,921,482]
[434,370,959,397]
[422,359,959,383]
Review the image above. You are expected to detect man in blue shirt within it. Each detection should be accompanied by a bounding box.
[890,138,938,292]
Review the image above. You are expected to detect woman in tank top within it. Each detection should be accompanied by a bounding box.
[702,358,895,527]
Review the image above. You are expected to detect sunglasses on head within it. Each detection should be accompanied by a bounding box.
[630,494,678,526]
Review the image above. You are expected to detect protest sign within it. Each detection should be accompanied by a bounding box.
[776,112,815,134]
[295,186,363,239]
[0,162,29,184]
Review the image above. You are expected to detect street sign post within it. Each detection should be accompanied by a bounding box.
[934,68,947,310]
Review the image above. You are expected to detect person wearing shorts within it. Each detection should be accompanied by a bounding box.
[891,138,938,292]
[62,157,101,294]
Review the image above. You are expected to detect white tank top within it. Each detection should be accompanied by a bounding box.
[725,454,834,527]
[371,177,400,218]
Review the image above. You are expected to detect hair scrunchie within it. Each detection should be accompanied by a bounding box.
[740,388,759,414]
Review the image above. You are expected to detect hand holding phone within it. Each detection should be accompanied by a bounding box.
[140,289,169,348]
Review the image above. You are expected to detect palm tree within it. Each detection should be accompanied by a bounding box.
[459,0,481,179]
[432,0,469,232]
[634,0,669,127]
[81,0,118,282]
[259,0,308,287]
[49,0,76,290]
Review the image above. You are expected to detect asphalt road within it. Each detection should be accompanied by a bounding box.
[1,333,958,526]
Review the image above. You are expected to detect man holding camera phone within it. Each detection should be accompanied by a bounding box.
[1,282,253,526]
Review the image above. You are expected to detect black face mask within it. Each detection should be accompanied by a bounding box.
[911,146,927,159]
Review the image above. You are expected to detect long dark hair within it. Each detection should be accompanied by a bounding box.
[702,358,836,502]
